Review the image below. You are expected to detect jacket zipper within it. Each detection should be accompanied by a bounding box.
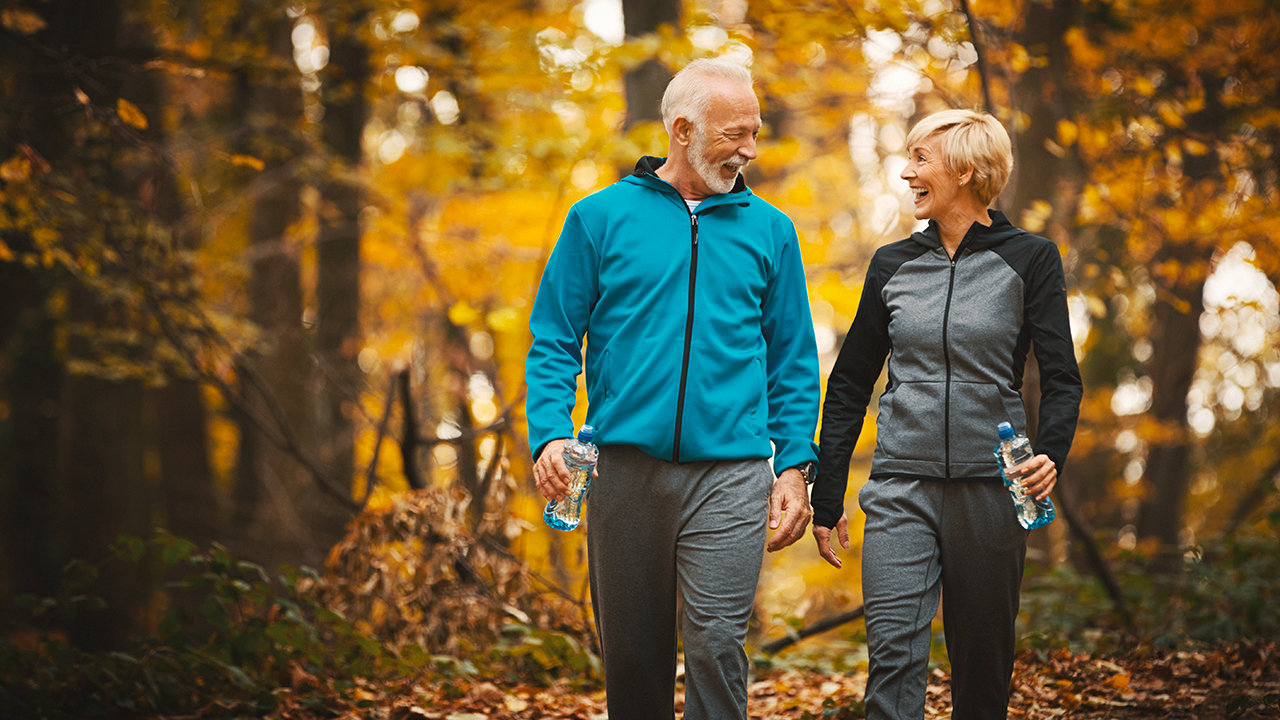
[673,212,699,462]
[942,252,957,479]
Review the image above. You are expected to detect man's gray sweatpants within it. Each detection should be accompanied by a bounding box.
[859,477,1027,720]
[586,445,773,720]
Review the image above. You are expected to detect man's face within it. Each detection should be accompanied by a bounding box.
[687,81,761,195]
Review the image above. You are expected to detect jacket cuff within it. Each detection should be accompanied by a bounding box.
[773,439,819,479]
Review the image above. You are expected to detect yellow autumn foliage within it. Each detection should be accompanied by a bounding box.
[3,0,1277,654]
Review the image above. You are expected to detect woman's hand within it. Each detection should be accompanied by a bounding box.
[813,512,850,569]
[1014,454,1058,501]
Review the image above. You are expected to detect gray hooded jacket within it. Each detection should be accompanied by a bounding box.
[813,210,1083,529]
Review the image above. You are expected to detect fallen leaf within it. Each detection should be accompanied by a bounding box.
[117,98,149,130]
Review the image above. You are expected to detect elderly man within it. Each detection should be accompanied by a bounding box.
[525,57,820,720]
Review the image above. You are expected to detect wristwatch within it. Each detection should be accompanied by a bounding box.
[789,460,816,485]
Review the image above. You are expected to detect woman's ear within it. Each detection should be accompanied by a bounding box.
[957,166,974,187]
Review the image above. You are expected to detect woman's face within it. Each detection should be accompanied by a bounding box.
[900,133,963,221]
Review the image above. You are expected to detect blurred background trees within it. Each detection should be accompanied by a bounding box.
[1,0,1277,657]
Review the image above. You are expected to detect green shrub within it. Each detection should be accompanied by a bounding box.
[0,530,605,718]
[0,532,410,718]
[1019,516,1280,652]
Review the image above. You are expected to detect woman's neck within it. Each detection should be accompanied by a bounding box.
[935,203,992,258]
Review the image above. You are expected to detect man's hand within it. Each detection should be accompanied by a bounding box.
[767,468,812,552]
[813,512,850,569]
[532,438,572,502]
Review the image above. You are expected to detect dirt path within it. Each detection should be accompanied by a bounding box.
[391,641,1280,719]
[745,641,1280,719]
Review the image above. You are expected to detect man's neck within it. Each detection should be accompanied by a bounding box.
[655,160,713,201]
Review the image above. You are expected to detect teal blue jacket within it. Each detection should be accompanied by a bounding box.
[525,157,820,472]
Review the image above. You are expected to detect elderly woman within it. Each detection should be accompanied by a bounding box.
[810,109,1082,720]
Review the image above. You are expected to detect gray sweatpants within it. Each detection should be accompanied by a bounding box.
[859,477,1027,720]
[586,445,773,720]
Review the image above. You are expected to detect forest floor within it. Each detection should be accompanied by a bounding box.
[372,641,1279,719]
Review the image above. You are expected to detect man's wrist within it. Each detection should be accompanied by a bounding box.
[780,460,816,485]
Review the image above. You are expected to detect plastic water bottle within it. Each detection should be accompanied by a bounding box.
[543,425,598,531]
[994,422,1054,530]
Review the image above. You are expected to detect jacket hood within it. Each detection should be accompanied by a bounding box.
[628,156,753,206]
[910,209,1024,252]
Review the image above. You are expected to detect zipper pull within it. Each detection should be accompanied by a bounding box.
[692,213,699,245]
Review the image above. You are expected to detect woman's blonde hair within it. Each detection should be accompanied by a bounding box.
[905,109,1013,206]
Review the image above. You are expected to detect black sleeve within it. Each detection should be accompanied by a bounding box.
[1026,242,1083,475]
[812,255,892,529]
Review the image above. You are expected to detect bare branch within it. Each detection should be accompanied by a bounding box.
[139,286,358,512]
[1225,455,1280,538]
[958,0,996,113]
[398,369,425,490]
[360,373,400,508]
[761,605,866,655]
[1056,490,1133,628]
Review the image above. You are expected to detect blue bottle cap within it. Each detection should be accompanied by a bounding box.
[578,425,594,442]
[997,421,1014,440]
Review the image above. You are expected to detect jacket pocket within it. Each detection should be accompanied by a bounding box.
[875,381,946,463]
[949,380,1023,474]
[750,356,764,430]
[601,347,612,402]
[588,347,612,406]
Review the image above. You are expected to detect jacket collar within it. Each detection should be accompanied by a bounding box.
[627,156,753,209]
[911,208,1022,253]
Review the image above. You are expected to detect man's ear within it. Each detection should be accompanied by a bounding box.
[671,116,693,146]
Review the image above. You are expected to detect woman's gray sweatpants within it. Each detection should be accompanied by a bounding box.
[859,477,1027,720]
[586,445,773,720]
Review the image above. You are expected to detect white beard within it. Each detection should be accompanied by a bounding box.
[689,126,745,195]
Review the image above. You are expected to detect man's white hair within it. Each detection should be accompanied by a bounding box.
[660,57,753,134]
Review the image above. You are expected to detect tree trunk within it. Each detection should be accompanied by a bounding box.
[1135,72,1227,568]
[123,4,217,555]
[1005,0,1083,226]
[229,10,314,570]
[0,276,63,602]
[1053,223,1133,571]
[1135,275,1205,561]
[152,383,219,548]
[60,377,149,649]
[620,0,679,142]
[442,317,485,529]
[28,0,157,649]
[1003,0,1085,565]
[66,0,218,647]
[0,13,69,601]
[312,10,372,561]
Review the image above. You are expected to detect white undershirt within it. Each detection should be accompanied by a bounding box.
[685,199,701,213]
